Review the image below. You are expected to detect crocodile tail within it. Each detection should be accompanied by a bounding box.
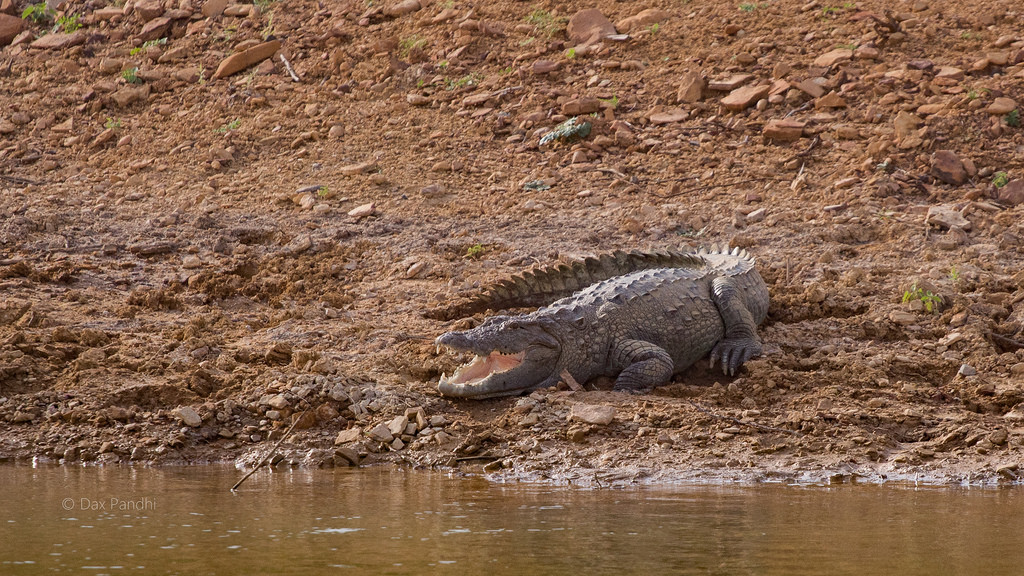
[426,248,707,320]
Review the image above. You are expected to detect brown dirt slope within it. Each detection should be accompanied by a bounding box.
[1,0,1023,484]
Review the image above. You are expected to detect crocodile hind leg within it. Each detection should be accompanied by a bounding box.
[709,275,763,375]
[611,339,674,392]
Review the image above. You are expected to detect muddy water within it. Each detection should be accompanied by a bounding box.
[0,466,1020,575]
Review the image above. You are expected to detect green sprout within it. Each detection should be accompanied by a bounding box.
[105,117,122,130]
[739,3,758,12]
[215,119,241,133]
[525,8,564,38]
[902,284,943,313]
[57,13,81,33]
[129,37,167,56]
[399,35,427,59]
[317,186,329,198]
[565,47,576,59]
[649,22,660,35]
[600,94,619,109]
[992,171,1009,188]
[121,67,140,84]
[1006,109,1020,128]
[948,266,960,283]
[21,2,54,23]
[498,65,513,75]
[465,243,486,259]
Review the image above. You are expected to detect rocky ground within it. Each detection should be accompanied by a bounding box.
[1,0,1023,485]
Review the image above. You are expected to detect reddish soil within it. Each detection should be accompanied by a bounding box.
[1,0,1023,485]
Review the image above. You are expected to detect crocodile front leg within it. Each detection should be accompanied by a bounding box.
[610,339,674,392]
[709,275,763,375]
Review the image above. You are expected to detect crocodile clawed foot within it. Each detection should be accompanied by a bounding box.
[709,338,762,376]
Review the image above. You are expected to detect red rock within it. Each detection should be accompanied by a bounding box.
[0,13,23,46]
[935,66,964,80]
[566,8,615,45]
[532,60,560,74]
[855,45,879,60]
[201,0,227,18]
[562,97,601,115]
[30,31,86,50]
[815,91,847,109]
[986,97,1017,115]
[796,78,825,98]
[813,48,853,67]
[138,16,171,41]
[724,23,742,35]
[763,119,805,142]
[615,8,669,33]
[930,150,967,186]
[676,70,705,103]
[93,7,123,20]
[707,74,753,91]
[721,84,770,111]
[997,180,1024,206]
[223,4,250,16]
[649,109,688,124]
[211,40,281,79]
[134,0,164,21]
[383,0,420,17]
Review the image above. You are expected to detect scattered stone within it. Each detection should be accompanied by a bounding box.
[334,447,360,466]
[721,84,770,112]
[763,119,805,142]
[367,422,394,443]
[202,0,228,18]
[615,8,669,33]
[708,73,753,91]
[347,202,376,219]
[335,428,362,445]
[935,67,964,80]
[795,78,826,98]
[211,40,281,80]
[986,97,1017,115]
[383,0,420,17]
[649,109,688,124]
[138,16,171,41]
[0,13,24,47]
[532,60,560,74]
[174,406,202,428]
[813,48,853,67]
[567,8,616,45]
[134,0,164,21]
[815,92,846,109]
[889,310,917,325]
[561,97,601,116]
[996,180,1024,206]
[893,111,923,143]
[930,150,967,186]
[266,394,289,410]
[569,403,615,425]
[926,205,971,230]
[676,70,705,103]
[340,161,376,175]
[30,31,86,50]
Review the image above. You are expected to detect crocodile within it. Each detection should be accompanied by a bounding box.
[434,246,769,399]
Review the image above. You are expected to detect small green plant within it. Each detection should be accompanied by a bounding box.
[445,73,480,90]
[465,243,486,259]
[992,171,1009,188]
[121,67,140,84]
[104,117,122,130]
[600,94,619,109]
[399,35,427,59]
[649,22,660,35]
[57,13,81,33]
[565,47,576,59]
[948,266,960,283]
[198,66,207,85]
[960,31,978,40]
[437,60,449,70]
[739,3,758,12]
[1005,109,1020,128]
[525,8,564,38]
[261,11,275,40]
[836,42,857,50]
[215,119,241,133]
[498,65,513,75]
[317,185,329,198]
[130,37,167,56]
[21,2,54,23]
[966,89,978,100]
[902,283,943,313]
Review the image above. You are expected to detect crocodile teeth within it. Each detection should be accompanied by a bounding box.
[444,351,526,386]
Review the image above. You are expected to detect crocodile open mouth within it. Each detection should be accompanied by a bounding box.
[438,350,526,387]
